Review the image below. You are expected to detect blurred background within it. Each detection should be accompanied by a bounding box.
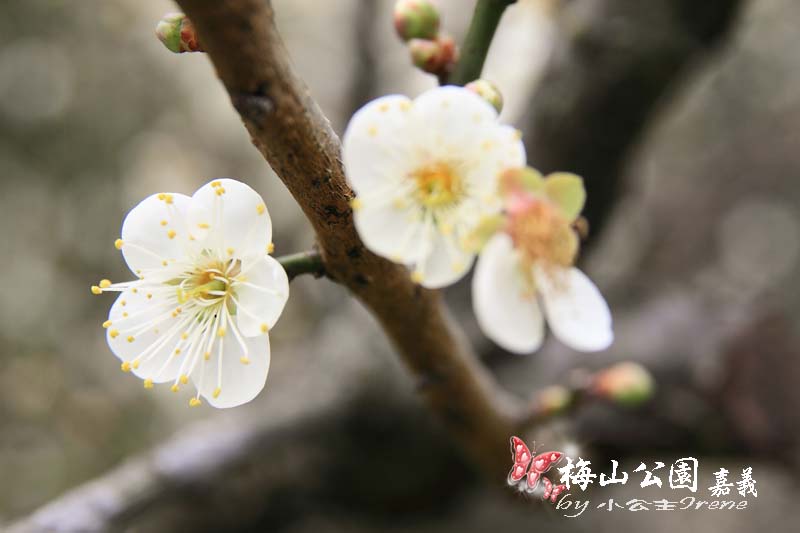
[2,0,800,531]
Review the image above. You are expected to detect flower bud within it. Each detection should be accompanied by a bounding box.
[394,0,441,41]
[408,35,458,77]
[465,79,504,113]
[592,362,655,406]
[535,385,572,416]
[156,12,204,54]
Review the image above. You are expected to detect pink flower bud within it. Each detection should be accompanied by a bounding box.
[465,79,504,113]
[394,0,441,41]
[155,12,204,54]
[592,362,655,406]
[408,35,458,77]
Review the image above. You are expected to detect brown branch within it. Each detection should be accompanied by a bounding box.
[173,0,524,476]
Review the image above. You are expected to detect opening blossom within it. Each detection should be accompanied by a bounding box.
[472,168,613,354]
[91,179,289,408]
[343,85,525,288]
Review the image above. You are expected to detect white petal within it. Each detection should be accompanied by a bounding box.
[464,124,526,199]
[186,178,272,259]
[353,202,421,263]
[410,86,499,149]
[194,334,270,408]
[343,94,416,195]
[234,255,290,337]
[415,228,475,289]
[472,234,544,353]
[120,193,192,274]
[106,287,184,383]
[537,266,613,352]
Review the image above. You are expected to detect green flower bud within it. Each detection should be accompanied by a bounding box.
[465,79,504,113]
[408,36,457,76]
[155,12,203,54]
[394,0,441,41]
[535,385,573,416]
[593,362,655,407]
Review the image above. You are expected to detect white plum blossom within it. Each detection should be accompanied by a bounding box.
[343,85,525,288]
[91,178,289,408]
[472,168,613,354]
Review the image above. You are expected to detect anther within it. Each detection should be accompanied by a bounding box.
[217,327,226,337]
[143,379,154,389]
[260,323,269,334]
[167,229,176,239]
[180,375,189,385]
[256,203,266,215]
[213,387,221,399]
[160,219,168,226]
[350,198,363,211]
[114,238,124,250]
[120,361,131,372]
[410,271,424,283]
[109,329,120,338]
[189,398,202,407]
[102,320,112,328]
[240,356,250,365]
[170,384,179,393]
[99,279,111,288]
[91,285,102,295]
[126,335,135,343]
[267,242,275,254]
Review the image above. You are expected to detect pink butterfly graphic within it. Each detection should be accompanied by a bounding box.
[508,436,568,501]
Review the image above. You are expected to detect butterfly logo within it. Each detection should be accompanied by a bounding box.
[508,436,568,502]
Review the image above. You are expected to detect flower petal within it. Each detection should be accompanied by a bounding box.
[343,94,416,195]
[543,172,585,222]
[234,255,290,337]
[353,202,421,263]
[415,228,475,289]
[472,234,544,353]
[186,178,272,259]
[194,334,270,408]
[120,192,192,274]
[464,124,526,199]
[106,286,184,383]
[410,85,499,148]
[537,266,613,352]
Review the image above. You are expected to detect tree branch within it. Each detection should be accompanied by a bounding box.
[448,0,516,86]
[277,250,325,281]
[174,0,525,476]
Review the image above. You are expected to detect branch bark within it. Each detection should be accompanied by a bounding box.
[173,0,524,476]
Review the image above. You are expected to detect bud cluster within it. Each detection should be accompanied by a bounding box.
[394,1,457,78]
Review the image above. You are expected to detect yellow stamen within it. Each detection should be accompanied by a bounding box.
[204,351,211,361]
[350,198,363,211]
[109,329,120,339]
[410,271,424,284]
[167,229,176,239]
[267,242,275,254]
[256,203,266,215]
[91,285,102,295]
[132,360,140,369]
[217,327,226,338]
[213,387,221,399]
[126,335,135,343]
[260,323,269,334]
[189,398,202,407]
[102,320,112,328]
[211,180,221,188]
[170,384,179,393]
[180,374,189,385]
[120,361,131,372]
[114,238,124,250]
[197,222,210,229]
[99,279,111,288]
[143,379,154,389]
[160,219,168,226]
[240,356,250,365]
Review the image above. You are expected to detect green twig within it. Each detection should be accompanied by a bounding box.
[277,250,325,281]
[447,0,516,86]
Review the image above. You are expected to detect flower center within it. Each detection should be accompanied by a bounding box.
[412,162,464,209]
[175,257,241,306]
[508,199,578,271]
